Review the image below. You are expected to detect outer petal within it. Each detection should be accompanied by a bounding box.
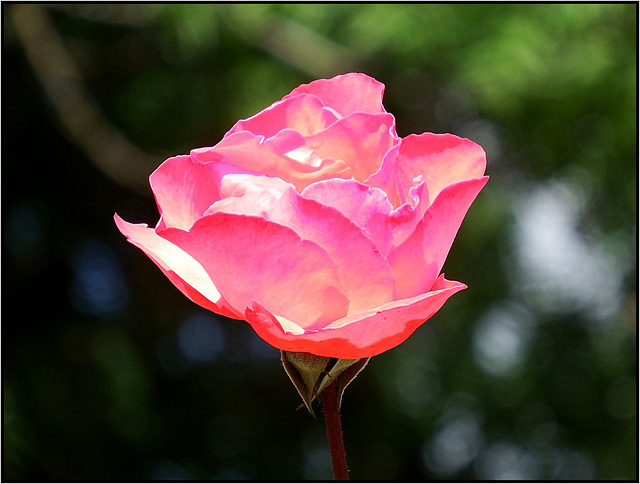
[190,131,352,192]
[305,112,398,181]
[149,155,222,231]
[159,213,350,330]
[151,156,279,231]
[283,72,387,117]
[225,94,339,138]
[388,176,489,299]
[114,214,240,319]
[245,275,466,359]
[396,133,487,206]
[206,184,396,315]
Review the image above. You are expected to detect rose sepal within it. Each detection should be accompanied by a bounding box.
[281,350,370,416]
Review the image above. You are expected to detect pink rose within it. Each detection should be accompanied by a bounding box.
[115,73,488,359]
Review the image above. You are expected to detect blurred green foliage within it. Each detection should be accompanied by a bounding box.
[3,3,636,481]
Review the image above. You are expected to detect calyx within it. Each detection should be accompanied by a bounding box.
[281,350,370,416]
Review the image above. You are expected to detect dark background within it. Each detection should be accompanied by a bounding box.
[3,4,637,481]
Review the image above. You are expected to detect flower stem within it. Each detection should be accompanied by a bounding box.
[321,380,349,480]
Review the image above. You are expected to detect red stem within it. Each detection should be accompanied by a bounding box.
[321,380,349,480]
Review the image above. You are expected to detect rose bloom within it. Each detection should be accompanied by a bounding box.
[115,73,488,359]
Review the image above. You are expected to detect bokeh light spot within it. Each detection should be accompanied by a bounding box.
[473,302,534,376]
[422,410,483,476]
[177,311,226,363]
[69,238,129,317]
[512,178,625,322]
[476,441,540,480]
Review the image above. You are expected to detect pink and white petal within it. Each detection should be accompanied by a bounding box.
[206,186,396,315]
[203,188,276,220]
[245,275,466,359]
[225,94,339,138]
[114,214,240,319]
[283,73,387,117]
[191,131,352,192]
[160,213,350,330]
[215,171,294,200]
[396,133,487,205]
[388,181,431,250]
[302,178,394,255]
[388,176,489,299]
[272,189,396,314]
[365,144,403,206]
[304,170,432,257]
[300,177,433,259]
[149,155,223,231]
[262,129,331,172]
[306,113,398,181]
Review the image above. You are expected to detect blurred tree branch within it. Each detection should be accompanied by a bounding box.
[8,4,362,195]
[46,3,156,28]
[231,9,360,78]
[8,4,158,194]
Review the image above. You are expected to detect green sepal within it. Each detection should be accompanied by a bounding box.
[320,357,370,411]
[281,351,330,417]
[281,351,370,415]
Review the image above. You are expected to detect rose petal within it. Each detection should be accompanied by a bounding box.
[114,214,240,319]
[206,184,396,315]
[214,171,294,200]
[388,181,431,249]
[301,177,432,257]
[191,131,352,192]
[245,275,466,359]
[365,143,402,205]
[388,176,489,299]
[302,178,394,254]
[396,133,487,206]
[149,155,222,231]
[225,94,339,138]
[262,129,329,172]
[283,72,387,117]
[160,213,350,329]
[151,156,278,231]
[306,112,398,181]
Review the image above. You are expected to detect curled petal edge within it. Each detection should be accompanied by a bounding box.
[114,214,241,319]
[160,212,351,330]
[282,72,387,117]
[244,275,466,359]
